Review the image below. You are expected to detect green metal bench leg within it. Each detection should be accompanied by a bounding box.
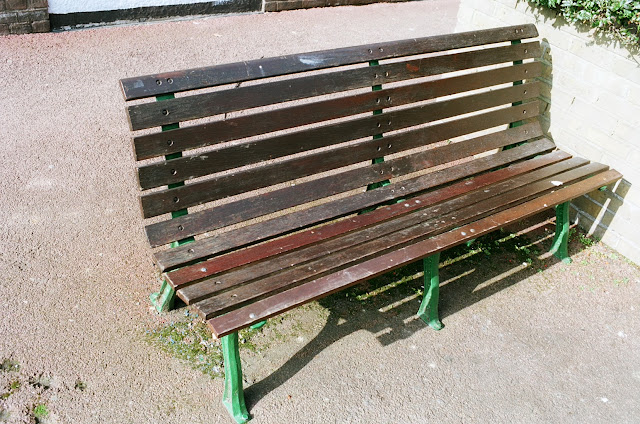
[150,280,175,313]
[550,201,572,264]
[417,253,443,331]
[222,332,249,423]
[250,320,267,330]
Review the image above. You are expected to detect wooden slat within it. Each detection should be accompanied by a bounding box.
[178,157,588,303]
[195,162,608,318]
[207,169,622,337]
[147,122,539,242]
[145,110,542,247]
[166,149,569,288]
[133,59,541,160]
[153,138,554,266]
[127,42,541,131]
[142,120,540,221]
[141,104,542,218]
[137,82,540,190]
[120,24,538,101]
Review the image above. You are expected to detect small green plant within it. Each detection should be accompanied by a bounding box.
[33,403,49,421]
[569,227,597,247]
[529,0,640,47]
[0,380,20,400]
[578,232,596,247]
[0,359,20,373]
[614,277,630,286]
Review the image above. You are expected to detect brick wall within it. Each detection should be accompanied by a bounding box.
[265,0,407,12]
[0,0,49,35]
[456,0,640,264]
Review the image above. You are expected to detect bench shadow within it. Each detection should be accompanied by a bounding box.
[243,210,606,408]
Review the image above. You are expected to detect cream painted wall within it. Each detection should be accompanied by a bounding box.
[48,0,217,14]
[457,0,640,264]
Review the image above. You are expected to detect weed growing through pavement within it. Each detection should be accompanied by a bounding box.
[0,380,20,400]
[32,403,48,423]
[0,359,20,373]
[145,310,262,379]
[569,227,597,247]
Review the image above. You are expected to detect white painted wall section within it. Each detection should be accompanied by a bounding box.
[49,0,211,14]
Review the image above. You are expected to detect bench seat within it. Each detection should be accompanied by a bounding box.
[163,142,618,337]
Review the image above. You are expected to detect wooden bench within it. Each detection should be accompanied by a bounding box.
[120,24,621,423]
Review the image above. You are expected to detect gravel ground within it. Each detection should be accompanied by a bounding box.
[1,2,639,423]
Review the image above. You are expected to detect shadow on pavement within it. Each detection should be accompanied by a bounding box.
[244,209,601,408]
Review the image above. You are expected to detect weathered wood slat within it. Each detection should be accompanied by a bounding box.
[179,157,590,304]
[166,149,569,288]
[195,163,607,318]
[120,24,538,101]
[137,82,540,190]
[145,113,542,247]
[127,42,541,131]
[153,138,555,267]
[133,59,541,159]
[207,169,622,337]
[147,121,539,242]
[140,104,542,218]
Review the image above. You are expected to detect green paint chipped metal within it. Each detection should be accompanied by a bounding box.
[222,332,250,423]
[367,59,390,191]
[150,93,194,312]
[550,201,572,264]
[418,253,443,330]
[150,280,176,313]
[250,320,267,330]
[505,39,525,148]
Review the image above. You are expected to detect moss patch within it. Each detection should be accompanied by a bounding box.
[145,310,263,379]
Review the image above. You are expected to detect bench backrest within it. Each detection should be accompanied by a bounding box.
[121,24,545,270]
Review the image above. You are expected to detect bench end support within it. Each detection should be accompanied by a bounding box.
[418,253,444,331]
[222,332,250,424]
[250,320,267,330]
[550,201,572,264]
[150,280,176,313]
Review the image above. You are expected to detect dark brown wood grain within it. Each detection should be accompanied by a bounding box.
[153,138,555,266]
[179,157,591,304]
[140,104,542,218]
[120,24,538,101]
[207,169,623,337]
[137,82,540,190]
[194,162,608,318]
[127,43,541,131]
[133,60,541,160]
[144,112,543,247]
[148,121,540,240]
[166,148,570,288]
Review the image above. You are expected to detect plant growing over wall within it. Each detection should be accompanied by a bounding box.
[530,0,640,46]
